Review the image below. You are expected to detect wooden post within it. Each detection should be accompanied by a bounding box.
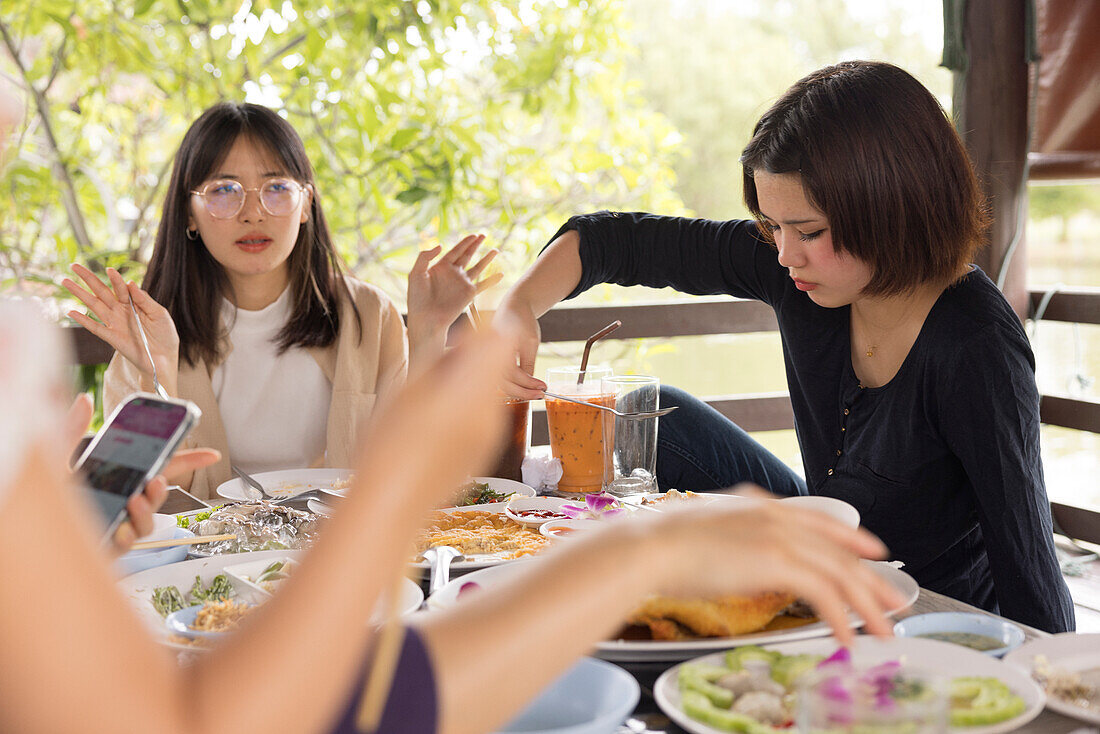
[951,0,1030,319]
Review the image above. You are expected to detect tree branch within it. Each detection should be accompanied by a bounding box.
[0,19,93,252]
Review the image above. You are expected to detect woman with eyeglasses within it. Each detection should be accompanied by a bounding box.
[63,103,497,498]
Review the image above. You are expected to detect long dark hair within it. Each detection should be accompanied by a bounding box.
[145,102,360,366]
[740,61,989,296]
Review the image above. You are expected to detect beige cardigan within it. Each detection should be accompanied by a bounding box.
[104,278,408,499]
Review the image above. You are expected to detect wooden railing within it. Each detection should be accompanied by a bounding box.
[64,288,1100,542]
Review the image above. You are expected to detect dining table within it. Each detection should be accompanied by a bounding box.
[609,587,1088,734]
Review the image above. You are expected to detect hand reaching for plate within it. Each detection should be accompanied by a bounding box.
[647,487,904,643]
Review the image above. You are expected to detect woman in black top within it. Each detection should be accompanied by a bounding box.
[496,60,1074,633]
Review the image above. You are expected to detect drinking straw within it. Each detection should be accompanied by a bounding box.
[577,320,622,385]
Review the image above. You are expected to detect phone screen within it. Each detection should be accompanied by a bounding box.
[79,397,191,526]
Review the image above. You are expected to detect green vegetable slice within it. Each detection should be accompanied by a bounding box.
[725,645,780,672]
[949,677,1025,727]
[680,690,777,733]
[770,653,822,687]
[679,671,735,708]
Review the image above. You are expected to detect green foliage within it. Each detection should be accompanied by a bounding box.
[623,0,952,219]
[0,0,684,306]
[1028,183,1100,242]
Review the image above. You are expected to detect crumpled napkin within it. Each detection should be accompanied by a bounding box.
[522,453,563,494]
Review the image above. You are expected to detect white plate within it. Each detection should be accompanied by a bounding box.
[409,504,547,573]
[118,550,423,651]
[539,518,603,539]
[1004,632,1100,725]
[446,477,537,507]
[505,496,574,527]
[638,493,860,529]
[428,559,919,662]
[656,636,1045,734]
[215,468,354,501]
[779,494,860,528]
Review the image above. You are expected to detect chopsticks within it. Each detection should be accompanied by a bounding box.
[467,301,483,331]
[130,533,236,550]
[356,568,412,731]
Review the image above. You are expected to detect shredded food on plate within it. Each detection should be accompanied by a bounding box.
[191,599,253,632]
[415,510,548,559]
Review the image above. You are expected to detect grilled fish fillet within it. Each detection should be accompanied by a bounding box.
[627,592,797,640]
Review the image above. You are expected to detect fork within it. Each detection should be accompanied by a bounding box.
[542,391,678,420]
[232,464,273,501]
[127,292,169,401]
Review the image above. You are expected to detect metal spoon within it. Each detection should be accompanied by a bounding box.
[421,546,465,595]
[542,391,678,420]
[232,464,272,501]
[273,488,331,508]
[127,292,169,400]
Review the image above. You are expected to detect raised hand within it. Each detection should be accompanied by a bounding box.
[407,234,502,337]
[62,264,180,395]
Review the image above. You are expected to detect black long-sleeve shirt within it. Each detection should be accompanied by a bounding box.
[555,211,1074,633]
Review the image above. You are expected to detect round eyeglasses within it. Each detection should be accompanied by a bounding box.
[190,178,309,219]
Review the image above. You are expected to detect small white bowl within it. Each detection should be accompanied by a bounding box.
[780,495,860,528]
[165,600,255,640]
[540,518,602,540]
[893,612,1025,657]
[504,497,573,527]
[116,527,194,576]
[499,657,639,733]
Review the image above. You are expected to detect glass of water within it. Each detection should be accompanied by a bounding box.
[600,374,660,496]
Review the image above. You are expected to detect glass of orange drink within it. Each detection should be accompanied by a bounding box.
[544,365,614,493]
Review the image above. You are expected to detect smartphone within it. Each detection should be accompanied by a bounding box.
[160,486,210,516]
[74,393,201,539]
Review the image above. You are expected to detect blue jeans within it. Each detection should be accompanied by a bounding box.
[655,386,807,496]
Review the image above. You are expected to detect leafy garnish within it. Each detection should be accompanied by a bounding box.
[457,481,515,506]
[258,561,288,583]
[177,505,223,528]
[151,586,186,617]
[189,574,234,604]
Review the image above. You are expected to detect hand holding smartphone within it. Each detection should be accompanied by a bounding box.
[73,393,200,539]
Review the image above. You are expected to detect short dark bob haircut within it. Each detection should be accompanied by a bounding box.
[741,60,989,297]
[145,102,359,367]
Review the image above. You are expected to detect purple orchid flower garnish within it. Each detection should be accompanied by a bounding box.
[561,492,626,520]
[457,581,481,598]
[818,646,852,668]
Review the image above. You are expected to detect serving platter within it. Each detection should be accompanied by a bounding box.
[408,503,547,574]
[118,550,423,651]
[655,636,1044,734]
[428,559,919,662]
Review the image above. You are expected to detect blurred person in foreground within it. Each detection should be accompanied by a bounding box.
[0,298,903,734]
[0,76,214,553]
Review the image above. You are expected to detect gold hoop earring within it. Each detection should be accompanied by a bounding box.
[186,228,199,241]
